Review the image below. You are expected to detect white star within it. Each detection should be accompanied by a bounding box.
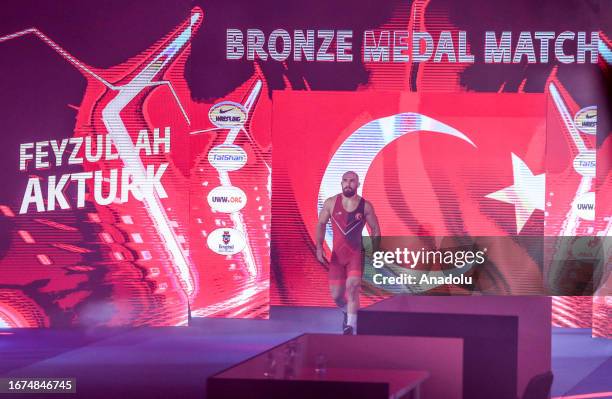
[486,153,545,234]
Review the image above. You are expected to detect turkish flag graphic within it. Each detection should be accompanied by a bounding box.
[272,91,548,306]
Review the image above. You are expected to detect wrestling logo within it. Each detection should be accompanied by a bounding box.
[207,227,246,255]
[208,144,248,171]
[574,192,595,221]
[209,101,247,129]
[207,186,247,213]
[574,106,597,135]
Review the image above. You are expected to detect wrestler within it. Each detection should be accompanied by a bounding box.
[316,171,380,334]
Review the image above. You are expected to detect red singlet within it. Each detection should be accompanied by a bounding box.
[329,194,366,284]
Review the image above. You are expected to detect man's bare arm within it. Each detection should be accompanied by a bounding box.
[364,201,381,252]
[315,197,334,264]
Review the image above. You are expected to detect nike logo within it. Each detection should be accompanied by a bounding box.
[220,107,234,114]
[585,112,596,119]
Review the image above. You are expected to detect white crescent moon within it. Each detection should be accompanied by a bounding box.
[317,112,477,293]
[319,112,476,243]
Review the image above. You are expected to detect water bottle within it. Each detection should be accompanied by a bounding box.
[263,351,277,378]
[315,353,327,378]
[283,342,296,379]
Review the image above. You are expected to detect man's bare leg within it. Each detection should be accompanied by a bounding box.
[330,282,348,333]
[329,283,347,311]
[345,276,361,333]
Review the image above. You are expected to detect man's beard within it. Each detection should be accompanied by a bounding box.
[342,187,356,197]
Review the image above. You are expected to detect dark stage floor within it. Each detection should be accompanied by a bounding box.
[1,306,611,398]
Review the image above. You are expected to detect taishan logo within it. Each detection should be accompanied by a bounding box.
[208,101,247,129]
[207,186,247,213]
[574,106,597,135]
[573,150,596,178]
[208,144,248,171]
